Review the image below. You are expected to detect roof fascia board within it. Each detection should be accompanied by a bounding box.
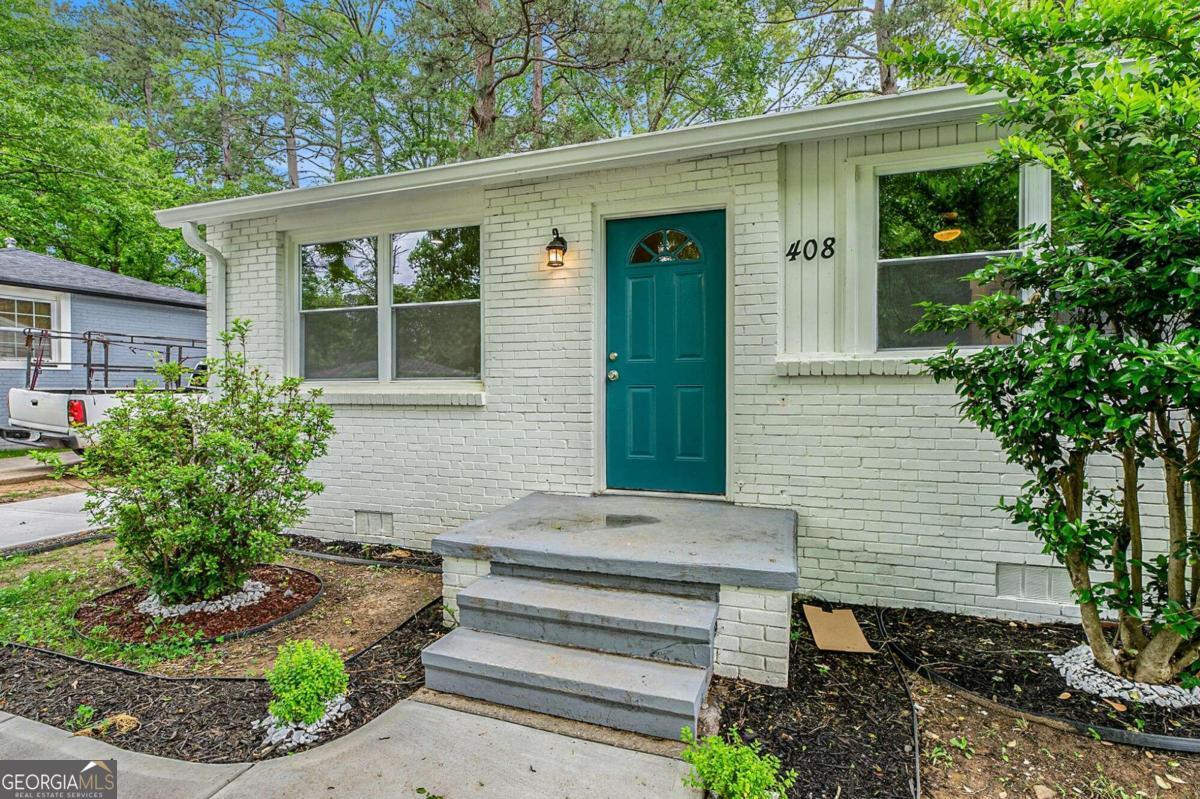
[0,278,204,310]
[157,85,1000,228]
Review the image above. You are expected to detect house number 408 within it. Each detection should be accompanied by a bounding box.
[785,237,836,261]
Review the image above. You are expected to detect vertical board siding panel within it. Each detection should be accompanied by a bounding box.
[919,127,939,150]
[863,133,884,156]
[783,145,806,354]
[937,125,958,147]
[799,141,820,350]
[882,131,901,154]
[900,128,920,151]
[956,122,978,145]
[819,138,845,352]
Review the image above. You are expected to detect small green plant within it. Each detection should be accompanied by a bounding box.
[925,745,952,767]
[266,639,348,725]
[680,727,796,799]
[69,704,96,731]
[949,736,973,758]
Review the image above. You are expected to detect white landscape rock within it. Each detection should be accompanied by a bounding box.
[253,695,351,751]
[137,579,271,618]
[1049,644,1200,709]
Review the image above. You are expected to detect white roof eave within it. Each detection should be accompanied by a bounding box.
[156,84,1000,229]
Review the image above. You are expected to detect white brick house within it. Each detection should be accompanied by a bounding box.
[156,84,1105,629]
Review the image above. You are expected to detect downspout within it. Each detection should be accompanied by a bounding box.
[180,221,226,359]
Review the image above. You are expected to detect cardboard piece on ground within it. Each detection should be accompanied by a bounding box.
[802,604,877,654]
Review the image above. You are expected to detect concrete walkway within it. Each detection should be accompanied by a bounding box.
[0,701,699,799]
[0,491,90,549]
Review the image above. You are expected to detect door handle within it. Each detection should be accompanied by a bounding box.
[607,370,619,382]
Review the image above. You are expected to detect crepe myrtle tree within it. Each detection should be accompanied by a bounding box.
[44,319,335,603]
[901,0,1200,683]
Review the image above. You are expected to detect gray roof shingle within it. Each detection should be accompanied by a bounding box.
[0,249,205,309]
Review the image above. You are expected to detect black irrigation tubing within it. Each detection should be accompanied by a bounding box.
[73,565,325,648]
[872,607,921,799]
[2,597,443,684]
[284,547,442,574]
[875,609,1200,755]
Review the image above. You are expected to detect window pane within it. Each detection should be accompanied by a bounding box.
[301,307,378,379]
[393,301,480,379]
[878,161,1020,259]
[391,226,480,380]
[0,331,19,358]
[301,237,377,310]
[392,227,480,304]
[877,255,1011,350]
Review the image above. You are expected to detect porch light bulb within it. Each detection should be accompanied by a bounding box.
[546,228,567,268]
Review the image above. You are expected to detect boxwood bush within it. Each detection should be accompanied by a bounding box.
[52,319,335,603]
[267,639,348,725]
[681,727,797,799]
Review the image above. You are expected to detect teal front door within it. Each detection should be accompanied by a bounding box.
[605,210,726,494]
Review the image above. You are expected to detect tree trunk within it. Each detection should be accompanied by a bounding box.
[469,0,497,148]
[1133,628,1184,684]
[531,24,544,148]
[872,0,899,95]
[1118,448,1148,651]
[276,8,300,189]
[1060,451,1122,675]
[1187,421,1200,607]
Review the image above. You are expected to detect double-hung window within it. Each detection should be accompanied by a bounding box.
[0,291,63,366]
[873,158,1032,351]
[298,226,481,382]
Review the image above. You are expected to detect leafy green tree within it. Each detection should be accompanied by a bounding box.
[905,0,1200,683]
[49,320,335,603]
[0,0,200,288]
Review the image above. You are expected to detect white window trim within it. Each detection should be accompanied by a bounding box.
[0,286,71,370]
[842,140,1051,357]
[283,214,485,397]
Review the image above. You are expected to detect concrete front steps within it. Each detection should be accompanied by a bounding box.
[422,572,717,740]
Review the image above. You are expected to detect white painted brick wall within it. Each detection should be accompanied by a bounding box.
[714,585,791,687]
[441,557,490,626]
[202,145,1161,626]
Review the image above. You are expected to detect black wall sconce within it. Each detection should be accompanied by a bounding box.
[546,228,567,269]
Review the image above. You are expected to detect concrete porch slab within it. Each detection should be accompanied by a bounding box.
[433,492,798,590]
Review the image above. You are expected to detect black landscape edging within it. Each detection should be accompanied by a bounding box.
[3,596,442,683]
[876,609,1200,755]
[874,608,922,799]
[284,547,442,574]
[73,565,325,648]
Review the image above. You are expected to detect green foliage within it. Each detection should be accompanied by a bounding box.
[266,639,349,725]
[680,727,797,799]
[69,705,97,731]
[62,319,335,604]
[0,0,201,288]
[0,547,206,668]
[901,0,1200,682]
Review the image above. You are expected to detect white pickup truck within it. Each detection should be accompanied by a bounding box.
[3,329,206,450]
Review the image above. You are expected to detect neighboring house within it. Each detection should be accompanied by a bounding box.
[0,244,206,425]
[155,84,1118,627]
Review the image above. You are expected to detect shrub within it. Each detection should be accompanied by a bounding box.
[266,639,348,725]
[680,727,796,799]
[52,319,335,604]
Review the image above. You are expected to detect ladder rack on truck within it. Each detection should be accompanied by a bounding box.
[4,328,207,450]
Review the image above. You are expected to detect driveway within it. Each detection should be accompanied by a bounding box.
[0,700,699,799]
[0,491,90,549]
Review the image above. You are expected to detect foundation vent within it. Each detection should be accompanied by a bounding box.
[354,510,394,538]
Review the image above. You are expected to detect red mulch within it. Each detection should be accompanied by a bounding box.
[74,565,320,643]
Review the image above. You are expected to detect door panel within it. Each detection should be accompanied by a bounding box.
[605,210,725,494]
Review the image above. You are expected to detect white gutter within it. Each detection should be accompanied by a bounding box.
[156,84,1000,228]
[180,222,225,358]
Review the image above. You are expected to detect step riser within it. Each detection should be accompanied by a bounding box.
[425,666,700,740]
[459,605,712,667]
[490,562,718,600]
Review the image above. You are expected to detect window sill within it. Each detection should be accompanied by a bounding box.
[309,380,486,407]
[774,354,930,377]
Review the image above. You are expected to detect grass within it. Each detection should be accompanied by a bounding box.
[0,542,207,669]
[0,448,34,460]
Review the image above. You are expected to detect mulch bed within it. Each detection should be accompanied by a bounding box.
[0,602,445,763]
[74,565,321,644]
[883,606,1200,739]
[714,599,916,799]
[284,533,442,570]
